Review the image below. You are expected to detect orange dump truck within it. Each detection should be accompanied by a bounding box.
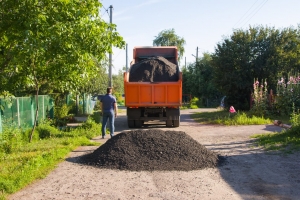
[124,46,182,128]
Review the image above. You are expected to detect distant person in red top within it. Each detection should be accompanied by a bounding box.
[101,87,118,139]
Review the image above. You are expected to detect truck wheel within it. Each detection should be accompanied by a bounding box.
[135,120,142,128]
[173,117,180,127]
[166,120,173,127]
[128,119,135,128]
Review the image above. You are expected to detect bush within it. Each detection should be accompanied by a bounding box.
[36,120,60,139]
[54,104,70,119]
[251,78,269,116]
[94,100,101,111]
[0,124,24,153]
[91,111,102,123]
[23,128,39,142]
[274,75,300,115]
[77,117,101,139]
[190,97,201,109]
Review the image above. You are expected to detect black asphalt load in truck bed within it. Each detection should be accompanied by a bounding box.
[79,129,221,171]
[129,56,179,82]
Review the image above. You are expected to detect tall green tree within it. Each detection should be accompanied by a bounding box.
[212,25,300,110]
[0,0,125,141]
[182,53,222,107]
[112,69,125,96]
[153,29,186,63]
[78,59,109,95]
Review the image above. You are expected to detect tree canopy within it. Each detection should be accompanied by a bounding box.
[211,25,300,110]
[182,53,222,107]
[0,0,125,95]
[0,0,125,141]
[153,29,186,63]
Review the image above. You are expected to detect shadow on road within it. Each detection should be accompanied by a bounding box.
[71,108,299,199]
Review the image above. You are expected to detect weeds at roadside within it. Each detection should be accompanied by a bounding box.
[191,110,272,125]
[0,117,101,198]
[251,130,300,153]
[191,109,300,152]
[251,108,300,152]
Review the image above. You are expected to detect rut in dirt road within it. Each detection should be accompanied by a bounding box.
[80,129,221,171]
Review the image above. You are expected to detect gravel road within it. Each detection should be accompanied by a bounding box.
[9,108,300,200]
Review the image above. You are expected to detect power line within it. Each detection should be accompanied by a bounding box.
[232,0,260,28]
[225,0,269,36]
[101,5,110,18]
[241,0,268,28]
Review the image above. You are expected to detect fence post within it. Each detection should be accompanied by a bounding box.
[17,98,20,127]
[42,95,45,120]
[31,97,34,126]
[83,93,86,114]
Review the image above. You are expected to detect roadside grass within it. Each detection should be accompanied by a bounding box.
[190,110,273,125]
[191,109,300,152]
[251,127,300,153]
[0,118,101,199]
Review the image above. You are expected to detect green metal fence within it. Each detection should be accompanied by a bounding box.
[0,95,54,133]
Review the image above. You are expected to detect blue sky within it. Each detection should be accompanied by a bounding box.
[100,0,300,74]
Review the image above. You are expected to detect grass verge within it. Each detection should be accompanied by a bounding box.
[191,109,300,153]
[190,110,273,125]
[0,118,101,200]
[251,127,300,153]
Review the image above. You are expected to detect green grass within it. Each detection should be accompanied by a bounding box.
[0,119,101,199]
[191,110,273,125]
[191,109,300,153]
[251,129,300,153]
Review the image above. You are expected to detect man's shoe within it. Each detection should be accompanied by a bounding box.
[102,136,105,139]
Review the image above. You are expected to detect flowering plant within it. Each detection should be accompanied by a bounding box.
[276,75,300,115]
[251,78,269,116]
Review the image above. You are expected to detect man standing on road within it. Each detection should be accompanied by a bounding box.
[101,87,118,139]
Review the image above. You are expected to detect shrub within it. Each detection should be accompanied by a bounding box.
[275,75,300,115]
[93,100,101,111]
[91,111,102,123]
[23,128,39,142]
[54,104,70,119]
[190,97,201,109]
[36,120,60,139]
[0,123,24,153]
[251,78,269,116]
[78,117,101,139]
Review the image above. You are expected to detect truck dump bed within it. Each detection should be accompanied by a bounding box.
[124,72,182,107]
[124,46,182,128]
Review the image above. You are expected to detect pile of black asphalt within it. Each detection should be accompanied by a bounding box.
[79,129,224,171]
[129,56,179,82]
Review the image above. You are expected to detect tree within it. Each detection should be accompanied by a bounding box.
[112,69,125,95]
[212,25,300,110]
[0,0,125,141]
[153,29,186,63]
[182,53,222,107]
[78,59,109,95]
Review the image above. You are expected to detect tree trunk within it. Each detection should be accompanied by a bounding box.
[29,87,39,142]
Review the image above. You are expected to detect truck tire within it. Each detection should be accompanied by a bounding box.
[135,120,142,128]
[128,119,135,128]
[166,120,173,127]
[173,117,180,127]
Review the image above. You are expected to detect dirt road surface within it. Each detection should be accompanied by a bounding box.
[9,108,300,200]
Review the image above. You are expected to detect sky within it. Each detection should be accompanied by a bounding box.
[100,0,300,74]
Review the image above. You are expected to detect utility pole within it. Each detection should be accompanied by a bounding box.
[196,46,198,63]
[108,5,113,87]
